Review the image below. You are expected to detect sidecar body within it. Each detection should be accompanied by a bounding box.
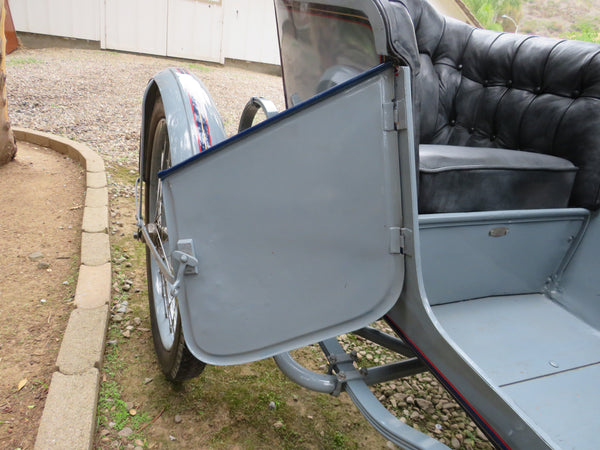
[138,1,600,448]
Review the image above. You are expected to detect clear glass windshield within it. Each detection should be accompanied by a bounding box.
[275,1,380,107]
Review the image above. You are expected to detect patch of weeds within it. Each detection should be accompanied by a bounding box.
[111,164,139,185]
[188,62,212,72]
[97,380,150,433]
[7,57,44,66]
[565,21,600,43]
[30,380,49,390]
[328,430,349,449]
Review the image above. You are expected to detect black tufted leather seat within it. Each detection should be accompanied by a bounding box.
[391,0,600,213]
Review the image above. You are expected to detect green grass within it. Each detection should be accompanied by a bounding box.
[7,57,44,66]
[462,0,522,31]
[97,380,151,434]
[187,62,212,72]
[566,21,600,43]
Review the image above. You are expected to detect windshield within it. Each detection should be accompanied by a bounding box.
[274,0,380,107]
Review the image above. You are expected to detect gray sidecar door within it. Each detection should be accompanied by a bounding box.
[160,65,404,365]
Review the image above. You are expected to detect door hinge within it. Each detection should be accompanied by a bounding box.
[389,227,412,255]
[389,227,404,254]
[383,99,408,131]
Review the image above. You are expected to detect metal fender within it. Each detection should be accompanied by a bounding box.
[139,68,227,182]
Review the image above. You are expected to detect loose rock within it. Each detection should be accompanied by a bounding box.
[118,427,133,438]
[28,251,44,261]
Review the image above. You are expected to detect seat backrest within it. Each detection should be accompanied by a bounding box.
[396,0,600,210]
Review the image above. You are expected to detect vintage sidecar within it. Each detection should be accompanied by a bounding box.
[136,1,600,448]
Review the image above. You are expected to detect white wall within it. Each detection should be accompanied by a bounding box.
[223,0,280,65]
[11,0,280,65]
[167,0,225,63]
[11,0,101,41]
[10,0,473,65]
[103,0,168,56]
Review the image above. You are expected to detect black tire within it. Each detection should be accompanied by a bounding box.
[144,96,205,381]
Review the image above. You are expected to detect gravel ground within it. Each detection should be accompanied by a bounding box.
[7,47,286,169]
[6,46,492,449]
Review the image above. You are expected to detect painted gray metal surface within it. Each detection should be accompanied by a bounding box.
[503,363,600,449]
[160,66,404,365]
[433,293,600,386]
[320,337,449,450]
[557,212,600,329]
[273,352,338,394]
[419,209,589,304]
[139,68,227,182]
[384,67,555,448]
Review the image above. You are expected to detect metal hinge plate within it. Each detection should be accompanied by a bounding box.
[389,227,404,254]
[389,227,413,255]
[383,100,408,131]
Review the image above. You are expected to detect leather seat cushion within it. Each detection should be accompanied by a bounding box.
[419,144,578,213]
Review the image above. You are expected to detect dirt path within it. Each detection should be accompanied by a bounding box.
[0,141,84,449]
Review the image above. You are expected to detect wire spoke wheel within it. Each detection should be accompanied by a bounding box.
[145,96,205,381]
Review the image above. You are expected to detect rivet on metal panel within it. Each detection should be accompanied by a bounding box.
[549,361,559,368]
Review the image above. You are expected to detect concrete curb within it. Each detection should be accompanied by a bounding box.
[13,128,111,450]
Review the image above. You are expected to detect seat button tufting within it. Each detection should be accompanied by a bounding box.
[506,80,513,87]
[457,63,463,70]
[490,135,496,141]
[450,119,456,126]
[469,127,475,134]
[483,80,489,87]
[573,90,581,97]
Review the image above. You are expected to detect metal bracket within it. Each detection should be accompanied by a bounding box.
[170,240,199,296]
[238,97,279,133]
[327,352,357,365]
[134,177,144,240]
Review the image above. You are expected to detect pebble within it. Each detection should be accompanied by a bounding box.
[37,261,50,269]
[415,398,433,412]
[144,377,153,384]
[122,330,131,338]
[268,401,276,410]
[273,421,283,429]
[174,414,183,424]
[28,251,44,261]
[112,314,123,323]
[118,427,133,438]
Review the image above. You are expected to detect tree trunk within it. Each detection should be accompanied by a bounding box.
[0,0,16,166]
